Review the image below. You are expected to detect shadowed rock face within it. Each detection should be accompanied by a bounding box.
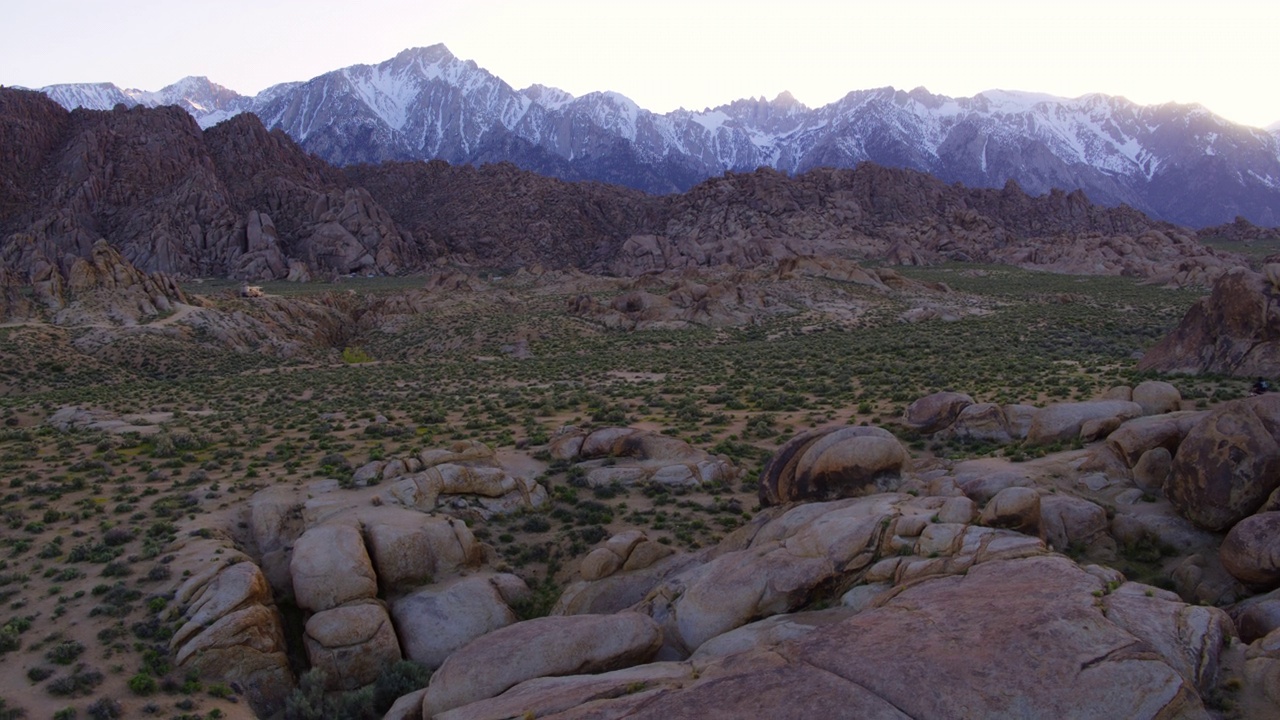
[1220,512,1280,589]
[758,425,908,507]
[904,391,974,434]
[1,87,1239,298]
[1140,266,1280,377]
[1166,395,1280,531]
[0,89,413,287]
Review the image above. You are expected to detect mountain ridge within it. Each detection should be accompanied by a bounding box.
[1,85,1244,310]
[32,43,1280,228]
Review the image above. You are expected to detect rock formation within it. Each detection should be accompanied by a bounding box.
[0,87,1241,305]
[0,89,412,292]
[758,425,909,506]
[547,426,737,489]
[1165,395,1280,531]
[1140,266,1280,377]
[167,535,294,717]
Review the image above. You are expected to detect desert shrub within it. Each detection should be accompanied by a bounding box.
[372,661,430,712]
[0,627,18,655]
[46,665,103,696]
[509,576,562,620]
[520,516,551,533]
[282,669,330,720]
[102,527,134,547]
[342,347,375,364]
[0,698,26,720]
[45,640,85,665]
[127,673,157,696]
[85,697,121,720]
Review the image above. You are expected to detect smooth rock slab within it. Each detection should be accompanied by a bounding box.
[1027,400,1143,446]
[391,573,523,670]
[422,612,663,716]
[466,556,1216,720]
[792,556,1210,719]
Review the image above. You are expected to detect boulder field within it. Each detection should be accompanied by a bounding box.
[157,404,1280,719]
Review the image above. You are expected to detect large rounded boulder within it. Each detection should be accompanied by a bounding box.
[290,523,378,612]
[1165,395,1280,531]
[759,426,908,507]
[950,402,1013,443]
[1221,512,1280,589]
[1132,380,1182,416]
[904,391,973,434]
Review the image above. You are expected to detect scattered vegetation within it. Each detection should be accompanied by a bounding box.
[0,263,1245,716]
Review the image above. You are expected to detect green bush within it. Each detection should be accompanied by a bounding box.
[45,640,85,666]
[342,347,375,364]
[127,672,157,696]
[372,660,430,711]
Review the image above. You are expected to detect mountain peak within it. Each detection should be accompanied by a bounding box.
[392,44,456,64]
[522,84,575,110]
[772,91,802,107]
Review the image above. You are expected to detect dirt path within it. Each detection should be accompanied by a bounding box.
[0,301,200,330]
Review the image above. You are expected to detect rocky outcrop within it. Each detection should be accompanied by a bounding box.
[0,89,1241,286]
[1220,512,1280,589]
[346,159,657,269]
[437,556,1226,720]
[0,91,413,292]
[1106,411,1206,468]
[568,273,779,329]
[1139,267,1280,377]
[303,601,402,691]
[758,425,908,506]
[351,440,548,521]
[232,440,557,694]
[547,426,737,489]
[903,391,974,434]
[1198,216,1280,243]
[290,523,379,612]
[168,539,294,717]
[575,530,675,582]
[1026,400,1144,446]
[1165,395,1280,531]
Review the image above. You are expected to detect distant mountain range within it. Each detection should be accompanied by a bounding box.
[0,85,1241,302]
[30,44,1280,227]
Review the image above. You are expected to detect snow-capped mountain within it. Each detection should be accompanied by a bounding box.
[39,75,252,128]
[38,44,1280,227]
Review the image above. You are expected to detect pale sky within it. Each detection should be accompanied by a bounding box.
[3,0,1278,128]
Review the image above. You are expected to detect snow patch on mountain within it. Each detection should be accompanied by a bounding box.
[522,84,575,111]
[32,44,1280,226]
